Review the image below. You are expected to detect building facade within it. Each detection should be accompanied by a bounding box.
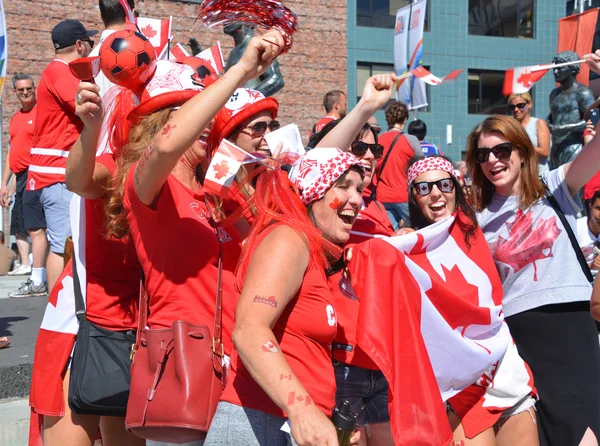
[349,0,566,160]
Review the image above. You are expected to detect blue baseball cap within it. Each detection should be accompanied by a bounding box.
[51,19,98,50]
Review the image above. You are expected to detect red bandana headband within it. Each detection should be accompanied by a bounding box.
[406,157,455,190]
[288,148,364,206]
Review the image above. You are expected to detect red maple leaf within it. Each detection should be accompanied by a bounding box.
[517,72,533,88]
[141,24,157,39]
[329,197,343,210]
[493,209,561,281]
[213,160,230,180]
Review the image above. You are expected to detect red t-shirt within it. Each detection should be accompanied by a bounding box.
[85,154,140,330]
[221,223,338,417]
[374,130,415,203]
[309,116,336,137]
[584,169,600,201]
[8,106,36,173]
[27,59,83,190]
[123,167,242,354]
[330,198,394,369]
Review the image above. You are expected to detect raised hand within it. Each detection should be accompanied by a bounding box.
[584,50,600,75]
[75,82,103,130]
[237,30,285,85]
[360,73,398,112]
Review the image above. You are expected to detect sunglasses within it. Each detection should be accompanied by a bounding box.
[508,102,527,111]
[245,120,280,136]
[412,177,455,196]
[16,87,33,93]
[351,141,384,159]
[474,142,514,163]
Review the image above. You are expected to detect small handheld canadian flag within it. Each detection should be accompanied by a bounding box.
[204,139,261,198]
[502,64,550,96]
[138,16,172,54]
[411,66,463,86]
[197,42,225,74]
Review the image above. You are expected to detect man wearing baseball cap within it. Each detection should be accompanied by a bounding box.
[11,19,97,298]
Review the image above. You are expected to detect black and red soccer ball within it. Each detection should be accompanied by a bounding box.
[99,29,157,91]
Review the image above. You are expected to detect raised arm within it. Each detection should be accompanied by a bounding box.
[233,225,338,446]
[315,73,397,151]
[564,51,600,195]
[66,82,110,199]
[133,30,284,206]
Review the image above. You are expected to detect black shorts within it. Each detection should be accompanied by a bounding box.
[23,188,47,231]
[10,170,28,236]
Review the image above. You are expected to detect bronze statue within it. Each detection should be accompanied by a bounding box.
[223,23,284,97]
[547,51,595,169]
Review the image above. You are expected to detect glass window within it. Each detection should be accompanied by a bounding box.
[357,62,430,112]
[358,0,429,30]
[468,0,534,38]
[468,69,509,115]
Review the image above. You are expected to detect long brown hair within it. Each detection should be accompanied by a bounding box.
[466,115,545,211]
[105,108,172,239]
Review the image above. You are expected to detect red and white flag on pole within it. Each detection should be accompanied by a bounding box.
[138,16,172,54]
[411,66,463,86]
[169,43,190,61]
[197,42,225,74]
[349,213,510,446]
[502,64,550,96]
[204,139,259,198]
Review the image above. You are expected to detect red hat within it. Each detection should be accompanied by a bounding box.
[209,88,279,152]
[127,60,206,123]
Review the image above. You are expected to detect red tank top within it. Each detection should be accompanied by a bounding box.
[330,198,394,369]
[221,223,338,417]
[123,165,242,354]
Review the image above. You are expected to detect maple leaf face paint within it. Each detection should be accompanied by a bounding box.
[311,169,363,244]
[478,132,524,197]
[413,170,456,224]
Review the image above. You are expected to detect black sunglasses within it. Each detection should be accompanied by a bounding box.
[412,177,455,196]
[351,141,384,159]
[508,102,527,111]
[474,142,514,163]
[245,120,280,136]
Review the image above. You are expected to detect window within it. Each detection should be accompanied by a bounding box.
[468,69,509,115]
[358,0,429,30]
[468,0,534,38]
[357,62,430,112]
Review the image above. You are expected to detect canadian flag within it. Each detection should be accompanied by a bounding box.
[411,66,463,86]
[503,64,549,96]
[349,213,510,445]
[138,16,172,54]
[204,139,259,198]
[197,42,225,74]
[169,43,190,61]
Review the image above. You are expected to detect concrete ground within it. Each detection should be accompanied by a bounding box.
[0,275,47,446]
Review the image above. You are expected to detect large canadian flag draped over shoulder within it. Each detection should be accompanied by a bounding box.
[349,214,510,446]
[138,16,172,53]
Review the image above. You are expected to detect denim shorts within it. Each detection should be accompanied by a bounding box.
[334,362,389,425]
[40,182,73,254]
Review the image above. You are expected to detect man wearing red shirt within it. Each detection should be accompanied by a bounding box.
[1,74,37,277]
[309,89,347,138]
[13,20,96,298]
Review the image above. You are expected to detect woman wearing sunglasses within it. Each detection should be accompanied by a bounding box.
[507,93,550,174]
[466,113,600,446]
[407,155,538,446]
[308,119,396,445]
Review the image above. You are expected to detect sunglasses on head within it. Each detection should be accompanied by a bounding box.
[351,141,384,159]
[412,177,455,196]
[474,142,514,163]
[245,120,280,136]
[508,102,527,112]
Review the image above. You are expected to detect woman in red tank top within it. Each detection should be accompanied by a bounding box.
[205,148,364,446]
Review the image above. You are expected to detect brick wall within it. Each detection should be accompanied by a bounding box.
[2,0,348,158]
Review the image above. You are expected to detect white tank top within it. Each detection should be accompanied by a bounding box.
[525,117,549,174]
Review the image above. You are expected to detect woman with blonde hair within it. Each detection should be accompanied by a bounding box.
[507,92,550,174]
[466,108,600,445]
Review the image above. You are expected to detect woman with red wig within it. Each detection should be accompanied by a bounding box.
[205,148,364,446]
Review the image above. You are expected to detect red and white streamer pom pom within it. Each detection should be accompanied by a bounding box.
[196,0,298,53]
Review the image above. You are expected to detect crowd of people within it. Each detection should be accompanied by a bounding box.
[5,1,600,446]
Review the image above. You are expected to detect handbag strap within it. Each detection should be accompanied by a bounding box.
[71,253,87,323]
[370,131,404,201]
[542,181,593,283]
